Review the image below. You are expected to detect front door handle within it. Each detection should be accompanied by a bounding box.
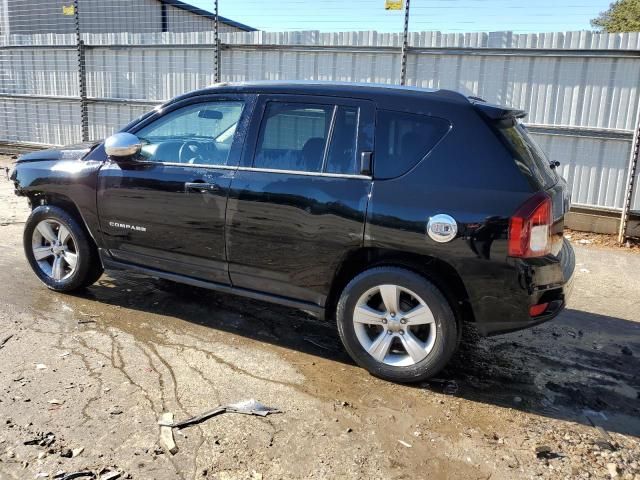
[185,182,219,193]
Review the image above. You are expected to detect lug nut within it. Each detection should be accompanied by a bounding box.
[399,330,405,335]
[382,319,387,324]
[400,319,407,324]
[390,313,395,318]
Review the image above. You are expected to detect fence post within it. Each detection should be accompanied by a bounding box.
[214,0,220,83]
[618,104,640,244]
[399,0,411,85]
[73,0,89,141]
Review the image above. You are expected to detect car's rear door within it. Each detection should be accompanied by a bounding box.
[97,94,254,284]
[226,94,374,306]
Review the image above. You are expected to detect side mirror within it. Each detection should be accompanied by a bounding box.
[104,132,142,159]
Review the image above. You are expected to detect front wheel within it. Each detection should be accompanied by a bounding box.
[336,267,458,383]
[23,205,103,292]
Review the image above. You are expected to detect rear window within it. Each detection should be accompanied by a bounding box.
[497,121,558,189]
[374,110,450,179]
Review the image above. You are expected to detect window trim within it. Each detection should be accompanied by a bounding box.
[237,166,370,179]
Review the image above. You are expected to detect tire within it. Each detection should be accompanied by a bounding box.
[23,205,103,292]
[336,267,458,383]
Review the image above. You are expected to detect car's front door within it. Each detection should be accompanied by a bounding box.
[226,95,375,306]
[97,95,253,284]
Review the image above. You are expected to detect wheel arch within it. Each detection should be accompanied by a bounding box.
[26,192,98,247]
[326,248,474,330]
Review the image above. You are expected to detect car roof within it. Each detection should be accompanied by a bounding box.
[171,81,472,109]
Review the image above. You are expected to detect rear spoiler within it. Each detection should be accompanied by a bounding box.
[471,99,527,121]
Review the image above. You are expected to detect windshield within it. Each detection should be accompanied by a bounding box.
[498,121,558,189]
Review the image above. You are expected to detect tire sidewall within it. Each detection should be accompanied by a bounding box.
[337,267,458,383]
[23,205,95,292]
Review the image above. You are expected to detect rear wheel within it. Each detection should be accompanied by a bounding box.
[336,267,458,383]
[24,205,103,292]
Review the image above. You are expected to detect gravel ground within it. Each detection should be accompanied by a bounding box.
[0,155,639,480]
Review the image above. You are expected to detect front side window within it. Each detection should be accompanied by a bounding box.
[253,102,361,175]
[134,101,244,165]
[375,110,450,179]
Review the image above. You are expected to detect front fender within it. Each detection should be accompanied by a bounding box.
[12,158,104,244]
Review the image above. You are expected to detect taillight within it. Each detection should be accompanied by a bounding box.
[508,192,552,258]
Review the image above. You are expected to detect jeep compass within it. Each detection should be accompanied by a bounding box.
[11,81,575,383]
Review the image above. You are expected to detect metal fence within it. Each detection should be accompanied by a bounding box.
[1,1,639,232]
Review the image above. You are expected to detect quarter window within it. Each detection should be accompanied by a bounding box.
[375,110,450,179]
[134,101,244,165]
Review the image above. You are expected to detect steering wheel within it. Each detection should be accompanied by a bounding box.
[179,141,205,164]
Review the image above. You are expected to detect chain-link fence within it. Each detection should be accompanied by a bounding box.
[1,0,639,236]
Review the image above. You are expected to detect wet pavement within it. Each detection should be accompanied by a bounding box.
[0,155,639,479]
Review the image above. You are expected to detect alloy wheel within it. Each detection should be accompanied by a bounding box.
[31,219,79,281]
[353,284,437,367]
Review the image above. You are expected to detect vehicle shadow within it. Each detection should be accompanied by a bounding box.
[79,270,640,438]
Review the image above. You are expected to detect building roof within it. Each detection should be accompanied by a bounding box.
[159,0,256,32]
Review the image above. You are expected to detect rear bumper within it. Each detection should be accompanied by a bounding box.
[474,238,576,336]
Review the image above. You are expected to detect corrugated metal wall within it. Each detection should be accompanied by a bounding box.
[3,0,246,35]
[1,29,639,213]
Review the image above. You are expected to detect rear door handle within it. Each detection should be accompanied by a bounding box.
[185,182,219,193]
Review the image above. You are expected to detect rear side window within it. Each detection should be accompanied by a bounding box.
[497,121,558,189]
[253,102,361,175]
[374,110,450,179]
[255,103,332,172]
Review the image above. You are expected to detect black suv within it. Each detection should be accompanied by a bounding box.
[11,81,575,383]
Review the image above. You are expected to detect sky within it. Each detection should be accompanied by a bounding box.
[188,0,613,33]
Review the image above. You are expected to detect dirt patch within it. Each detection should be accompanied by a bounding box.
[565,228,640,253]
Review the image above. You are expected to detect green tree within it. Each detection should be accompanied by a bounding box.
[591,0,640,32]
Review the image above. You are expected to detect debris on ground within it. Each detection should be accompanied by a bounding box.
[60,471,95,480]
[77,317,97,325]
[565,228,640,252]
[594,426,616,451]
[35,363,47,370]
[159,412,178,455]
[160,399,281,430]
[534,445,556,459]
[98,469,122,480]
[24,432,55,447]
[0,333,13,348]
[398,440,412,448]
[607,463,620,478]
[50,468,122,480]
